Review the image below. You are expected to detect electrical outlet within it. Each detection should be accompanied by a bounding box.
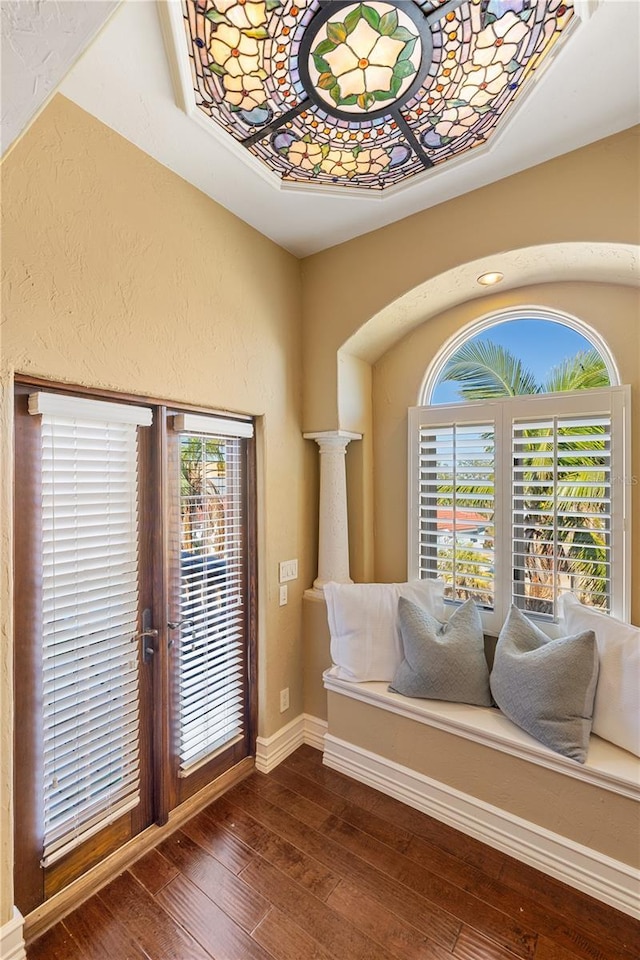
[279,559,298,582]
[279,688,290,712]
[279,584,288,606]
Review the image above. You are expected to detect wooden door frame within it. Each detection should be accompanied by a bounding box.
[12,375,258,913]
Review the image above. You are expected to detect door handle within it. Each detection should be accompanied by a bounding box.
[167,619,193,648]
[138,608,158,663]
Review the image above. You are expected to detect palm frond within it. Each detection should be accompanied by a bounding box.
[440,340,540,400]
[542,350,609,393]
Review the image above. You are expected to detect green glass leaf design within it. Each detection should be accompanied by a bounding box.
[244,27,269,39]
[327,22,347,44]
[229,104,241,112]
[313,163,322,175]
[344,6,361,34]
[341,94,359,105]
[440,135,453,144]
[356,91,375,110]
[475,104,492,114]
[315,38,337,55]
[352,145,361,157]
[393,59,416,80]
[313,54,331,74]
[209,62,226,77]
[520,7,533,19]
[330,83,341,104]
[205,9,226,24]
[398,37,417,62]
[446,99,467,108]
[373,89,393,101]
[321,143,331,158]
[390,74,402,97]
[506,58,521,74]
[391,26,415,42]
[303,133,312,143]
[317,72,336,90]
[255,68,268,80]
[379,10,398,36]
[266,0,281,10]
[361,4,380,30]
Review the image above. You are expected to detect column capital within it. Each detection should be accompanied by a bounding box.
[303,430,362,454]
[303,430,362,441]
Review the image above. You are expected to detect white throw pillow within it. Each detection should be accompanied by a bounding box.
[325,580,445,682]
[561,594,640,757]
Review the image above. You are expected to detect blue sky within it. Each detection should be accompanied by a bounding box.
[432,319,596,405]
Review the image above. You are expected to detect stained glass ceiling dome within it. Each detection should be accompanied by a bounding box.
[177,0,575,191]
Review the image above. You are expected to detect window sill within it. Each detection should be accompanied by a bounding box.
[323,671,639,800]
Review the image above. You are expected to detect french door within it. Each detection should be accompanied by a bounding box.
[13,381,257,914]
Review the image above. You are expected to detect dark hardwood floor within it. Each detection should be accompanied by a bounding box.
[28,745,639,960]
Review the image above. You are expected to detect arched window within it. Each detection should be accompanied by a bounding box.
[408,310,630,632]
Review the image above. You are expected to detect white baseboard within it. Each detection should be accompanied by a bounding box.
[0,909,26,960]
[303,714,329,751]
[255,714,327,773]
[323,733,640,920]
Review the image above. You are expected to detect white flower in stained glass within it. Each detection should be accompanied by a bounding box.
[324,44,359,79]
[213,0,267,30]
[310,3,422,113]
[355,146,390,174]
[474,11,528,67]
[435,104,478,138]
[320,148,358,176]
[210,24,260,77]
[288,140,324,171]
[459,62,508,107]
[223,73,267,110]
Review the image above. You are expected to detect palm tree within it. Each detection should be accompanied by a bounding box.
[441,342,608,399]
[438,342,610,613]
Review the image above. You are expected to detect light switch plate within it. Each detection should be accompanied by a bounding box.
[279,559,298,582]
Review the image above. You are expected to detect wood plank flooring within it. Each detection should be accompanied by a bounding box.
[27,745,639,960]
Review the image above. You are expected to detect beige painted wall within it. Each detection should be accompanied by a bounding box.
[302,127,640,432]
[373,282,640,621]
[0,94,308,924]
[328,693,640,868]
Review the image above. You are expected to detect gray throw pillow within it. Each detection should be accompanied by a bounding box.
[490,605,598,763]
[389,598,492,706]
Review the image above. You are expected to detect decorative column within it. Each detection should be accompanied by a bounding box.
[304,430,361,594]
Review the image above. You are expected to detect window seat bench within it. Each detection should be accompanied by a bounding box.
[322,670,640,918]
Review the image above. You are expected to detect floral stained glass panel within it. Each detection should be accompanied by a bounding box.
[181,0,575,189]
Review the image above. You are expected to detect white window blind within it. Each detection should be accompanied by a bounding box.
[30,393,151,866]
[173,417,250,773]
[409,387,630,629]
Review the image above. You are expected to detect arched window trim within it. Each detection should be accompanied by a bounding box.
[418,306,621,407]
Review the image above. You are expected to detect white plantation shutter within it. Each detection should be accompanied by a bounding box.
[172,414,253,773]
[29,392,151,866]
[409,387,630,628]
[409,404,498,619]
[510,389,628,621]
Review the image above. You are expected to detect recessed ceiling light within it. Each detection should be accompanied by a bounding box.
[477,272,504,286]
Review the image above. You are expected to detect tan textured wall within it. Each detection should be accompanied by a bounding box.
[302,595,332,722]
[301,127,640,432]
[329,693,640,868]
[0,94,306,922]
